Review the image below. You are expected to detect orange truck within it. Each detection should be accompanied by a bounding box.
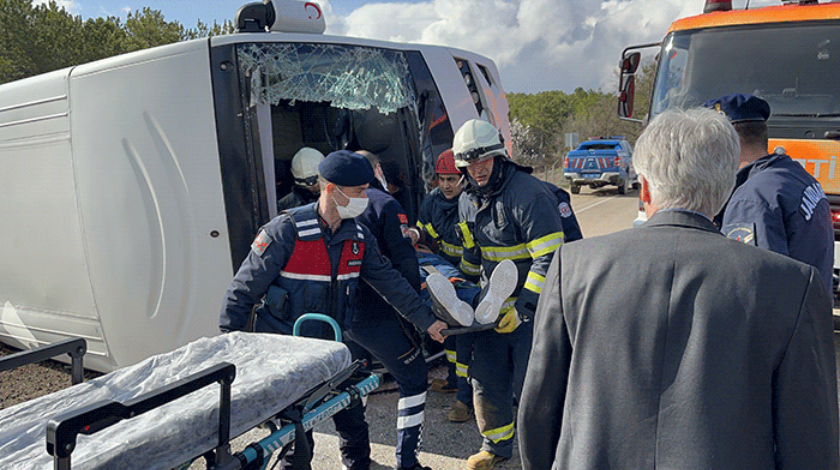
[618,0,840,291]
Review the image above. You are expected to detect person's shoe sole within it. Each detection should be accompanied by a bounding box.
[426,273,474,326]
[474,259,518,324]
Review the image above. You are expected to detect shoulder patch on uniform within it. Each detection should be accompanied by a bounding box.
[723,223,757,246]
[398,213,408,224]
[251,229,272,256]
[799,182,827,222]
[558,202,572,218]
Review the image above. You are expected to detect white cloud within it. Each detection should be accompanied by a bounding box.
[320,0,704,93]
[33,0,81,15]
[321,0,795,94]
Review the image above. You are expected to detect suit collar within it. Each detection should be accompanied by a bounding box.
[643,209,721,234]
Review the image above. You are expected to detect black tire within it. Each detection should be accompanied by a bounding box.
[570,184,580,194]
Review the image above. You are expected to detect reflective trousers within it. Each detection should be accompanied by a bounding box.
[470,321,533,459]
[443,332,475,406]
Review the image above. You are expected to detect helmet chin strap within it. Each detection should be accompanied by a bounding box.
[462,156,506,196]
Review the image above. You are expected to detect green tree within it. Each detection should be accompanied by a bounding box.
[184,18,236,40]
[122,7,182,52]
[0,0,232,85]
[0,0,87,83]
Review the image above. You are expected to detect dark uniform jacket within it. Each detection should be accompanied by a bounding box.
[219,203,437,335]
[417,187,463,266]
[519,209,838,470]
[355,187,422,321]
[543,181,583,243]
[458,163,565,322]
[719,152,834,291]
[277,185,319,212]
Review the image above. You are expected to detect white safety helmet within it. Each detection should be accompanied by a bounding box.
[290,147,325,186]
[452,119,507,168]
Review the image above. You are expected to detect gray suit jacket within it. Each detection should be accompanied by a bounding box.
[518,210,838,470]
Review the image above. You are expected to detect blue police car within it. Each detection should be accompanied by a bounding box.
[564,137,636,195]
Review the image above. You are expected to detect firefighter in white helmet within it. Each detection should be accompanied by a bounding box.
[277,147,324,212]
[452,119,565,470]
[418,149,475,423]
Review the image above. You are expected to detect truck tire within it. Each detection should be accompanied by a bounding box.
[570,184,580,194]
[617,176,628,195]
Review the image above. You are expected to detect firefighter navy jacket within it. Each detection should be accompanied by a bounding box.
[720,153,834,291]
[458,163,565,323]
[219,203,437,337]
[277,184,319,213]
[417,187,463,267]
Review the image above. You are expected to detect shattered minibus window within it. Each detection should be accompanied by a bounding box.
[235,42,432,225]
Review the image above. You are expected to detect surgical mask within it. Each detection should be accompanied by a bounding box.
[333,187,369,219]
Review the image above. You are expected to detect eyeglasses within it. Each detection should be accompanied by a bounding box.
[294,175,319,186]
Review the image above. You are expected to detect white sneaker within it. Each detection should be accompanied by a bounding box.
[474,259,518,324]
[426,273,475,327]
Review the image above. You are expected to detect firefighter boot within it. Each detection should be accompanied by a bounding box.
[466,451,508,470]
[447,400,472,422]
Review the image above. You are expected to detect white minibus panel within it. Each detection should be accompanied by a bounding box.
[0,25,509,372]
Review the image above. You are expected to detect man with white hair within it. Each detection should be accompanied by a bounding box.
[518,108,838,470]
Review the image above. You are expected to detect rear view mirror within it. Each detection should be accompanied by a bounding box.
[618,75,635,118]
[621,52,641,74]
[617,45,658,122]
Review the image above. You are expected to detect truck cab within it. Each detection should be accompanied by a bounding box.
[619,0,840,292]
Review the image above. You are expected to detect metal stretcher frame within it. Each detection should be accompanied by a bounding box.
[45,359,379,470]
[0,337,87,385]
[0,332,377,470]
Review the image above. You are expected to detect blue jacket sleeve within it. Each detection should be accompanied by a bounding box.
[360,231,437,332]
[380,197,422,293]
[219,219,293,332]
[514,192,565,321]
[722,197,789,256]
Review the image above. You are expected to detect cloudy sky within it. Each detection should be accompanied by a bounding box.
[40,0,780,94]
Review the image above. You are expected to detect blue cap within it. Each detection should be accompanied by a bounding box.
[318,150,375,187]
[703,93,770,123]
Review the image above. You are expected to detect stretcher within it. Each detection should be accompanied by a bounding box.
[441,320,498,336]
[0,331,379,470]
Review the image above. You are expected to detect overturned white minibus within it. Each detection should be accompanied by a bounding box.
[0,0,511,372]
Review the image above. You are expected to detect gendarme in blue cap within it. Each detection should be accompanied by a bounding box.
[319,150,375,187]
[703,93,771,123]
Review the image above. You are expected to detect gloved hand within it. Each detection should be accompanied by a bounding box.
[495,307,522,333]
[514,289,539,323]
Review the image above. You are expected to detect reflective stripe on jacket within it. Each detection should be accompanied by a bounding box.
[460,164,565,322]
[417,187,463,266]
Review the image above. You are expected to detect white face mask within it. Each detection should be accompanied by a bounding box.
[333,186,369,219]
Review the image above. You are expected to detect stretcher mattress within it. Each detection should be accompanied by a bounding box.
[0,332,351,470]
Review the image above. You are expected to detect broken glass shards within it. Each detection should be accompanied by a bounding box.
[238,43,417,115]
